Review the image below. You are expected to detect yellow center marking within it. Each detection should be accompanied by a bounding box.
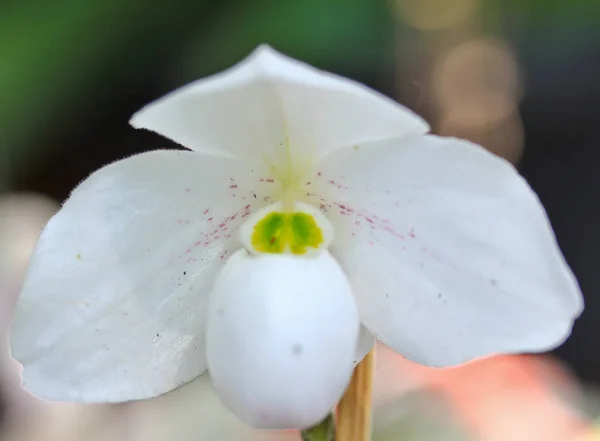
[251,212,324,254]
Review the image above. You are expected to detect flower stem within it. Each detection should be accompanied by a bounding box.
[301,412,336,441]
[336,347,375,441]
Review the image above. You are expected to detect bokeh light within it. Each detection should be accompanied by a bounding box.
[394,0,480,31]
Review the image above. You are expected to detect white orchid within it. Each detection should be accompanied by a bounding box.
[9,45,583,431]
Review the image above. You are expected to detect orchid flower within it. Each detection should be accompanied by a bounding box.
[9,45,583,431]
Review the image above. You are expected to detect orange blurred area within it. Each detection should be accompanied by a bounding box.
[375,345,590,441]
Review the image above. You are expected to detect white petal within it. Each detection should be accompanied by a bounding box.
[354,326,376,366]
[9,150,277,402]
[311,134,583,367]
[206,249,360,430]
[130,45,429,173]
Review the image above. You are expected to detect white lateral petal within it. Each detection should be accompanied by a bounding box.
[9,150,276,402]
[206,249,360,430]
[130,45,429,172]
[355,326,376,366]
[311,134,583,367]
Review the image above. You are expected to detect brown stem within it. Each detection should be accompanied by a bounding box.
[335,347,375,441]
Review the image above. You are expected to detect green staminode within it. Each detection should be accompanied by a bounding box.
[251,211,324,254]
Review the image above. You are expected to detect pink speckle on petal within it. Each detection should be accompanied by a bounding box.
[207,217,213,222]
[230,185,238,189]
[365,217,374,224]
[335,202,355,214]
[266,178,274,183]
[329,180,336,185]
[244,204,251,210]
[317,171,322,177]
[185,188,191,192]
[306,181,312,185]
[383,226,405,240]
[203,209,209,215]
